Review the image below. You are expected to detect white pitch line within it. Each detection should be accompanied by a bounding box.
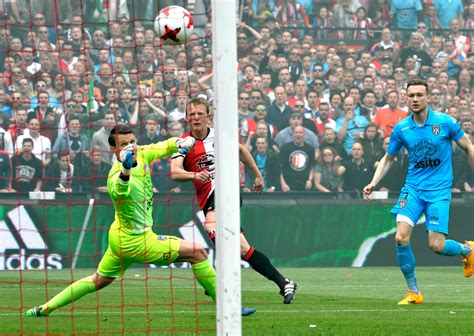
[0,284,472,291]
[2,308,474,317]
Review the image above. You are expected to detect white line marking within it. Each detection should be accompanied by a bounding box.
[2,307,474,317]
[72,198,95,269]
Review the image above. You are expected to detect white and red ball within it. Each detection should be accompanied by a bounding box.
[154,6,194,45]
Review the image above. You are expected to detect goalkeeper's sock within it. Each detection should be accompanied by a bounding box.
[44,276,97,313]
[243,247,287,289]
[440,239,470,256]
[192,259,216,301]
[396,244,419,293]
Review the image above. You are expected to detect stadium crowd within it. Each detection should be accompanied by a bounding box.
[0,0,472,195]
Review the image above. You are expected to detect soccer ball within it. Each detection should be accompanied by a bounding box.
[154,6,194,45]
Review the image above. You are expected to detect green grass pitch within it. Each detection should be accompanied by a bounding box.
[0,267,473,335]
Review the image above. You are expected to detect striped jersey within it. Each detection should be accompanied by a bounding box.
[173,128,215,209]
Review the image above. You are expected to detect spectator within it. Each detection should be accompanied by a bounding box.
[275,110,319,155]
[351,6,374,40]
[27,90,62,143]
[244,135,281,192]
[398,33,433,75]
[336,96,370,155]
[279,125,315,192]
[15,117,51,166]
[367,0,391,28]
[451,133,471,192]
[312,7,337,39]
[244,120,280,154]
[168,91,188,123]
[77,149,111,194]
[45,152,79,193]
[444,38,464,77]
[391,0,423,32]
[313,102,336,136]
[274,0,311,29]
[137,115,165,145]
[8,108,28,145]
[241,102,277,143]
[435,0,464,30]
[340,141,375,192]
[267,86,292,130]
[52,116,91,166]
[360,89,378,121]
[320,127,347,161]
[116,87,135,122]
[92,110,116,165]
[0,134,12,191]
[313,146,344,193]
[333,0,360,39]
[166,121,183,139]
[11,138,43,192]
[374,90,408,138]
[303,90,319,119]
[359,123,384,162]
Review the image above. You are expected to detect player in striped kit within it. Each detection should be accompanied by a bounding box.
[171,97,297,304]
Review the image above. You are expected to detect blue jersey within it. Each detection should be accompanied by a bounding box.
[387,109,464,191]
[391,0,422,29]
[336,115,369,154]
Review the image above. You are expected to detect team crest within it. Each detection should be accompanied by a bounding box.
[399,199,407,209]
[432,125,440,136]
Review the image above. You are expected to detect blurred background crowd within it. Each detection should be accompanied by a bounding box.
[0,0,472,195]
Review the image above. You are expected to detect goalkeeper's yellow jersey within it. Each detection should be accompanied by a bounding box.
[107,138,179,235]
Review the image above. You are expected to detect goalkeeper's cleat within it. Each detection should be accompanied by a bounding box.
[462,241,474,277]
[397,291,423,305]
[25,305,48,317]
[241,307,256,317]
[280,279,297,304]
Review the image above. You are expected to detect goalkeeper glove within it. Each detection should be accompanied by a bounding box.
[119,143,135,175]
[176,136,196,154]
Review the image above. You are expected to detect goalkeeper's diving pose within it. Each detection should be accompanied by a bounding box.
[26,124,256,317]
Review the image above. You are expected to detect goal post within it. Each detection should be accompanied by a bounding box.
[212,0,243,334]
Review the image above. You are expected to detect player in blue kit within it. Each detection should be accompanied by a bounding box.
[363,79,474,305]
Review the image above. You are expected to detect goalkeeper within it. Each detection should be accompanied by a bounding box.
[26,124,255,317]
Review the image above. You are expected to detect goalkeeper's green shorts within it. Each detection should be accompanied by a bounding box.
[97,225,182,278]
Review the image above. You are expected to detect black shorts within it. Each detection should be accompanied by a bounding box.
[202,192,244,233]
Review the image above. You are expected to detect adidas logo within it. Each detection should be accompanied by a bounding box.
[0,206,62,270]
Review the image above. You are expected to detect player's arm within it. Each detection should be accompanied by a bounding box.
[239,144,263,192]
[456,134,474,169]
[107,143,136,198]
[363,152,396,200]
[170,156,210,184]
[142,137,195,165]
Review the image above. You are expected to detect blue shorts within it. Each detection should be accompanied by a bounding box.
[391,186,451,234]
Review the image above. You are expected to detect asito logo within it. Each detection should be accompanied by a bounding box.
[412,138,440,169]
[413,158,441,168]
[0,206,62,270]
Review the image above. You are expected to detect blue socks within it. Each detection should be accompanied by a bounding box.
[440,240,472,257]
[396,244,419,293]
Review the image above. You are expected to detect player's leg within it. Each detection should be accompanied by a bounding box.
[239,231,297,304]
[148,234,255,316]
[392,189,424,304]
[176,239,217,301]
[425,200,473,276]
[26,245,125,317]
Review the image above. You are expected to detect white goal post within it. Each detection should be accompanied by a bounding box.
[212,0,242,334]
